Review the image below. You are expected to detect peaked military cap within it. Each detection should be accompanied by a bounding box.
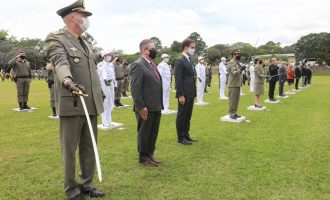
[231,49,241,54]
[56,0,92,18]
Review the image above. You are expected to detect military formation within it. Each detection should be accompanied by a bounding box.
[2,1,316,200]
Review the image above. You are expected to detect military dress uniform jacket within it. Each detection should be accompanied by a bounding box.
[227,60,242,88]
[43,28,104,116]
[8,58,31,78]
[254,64,267,84]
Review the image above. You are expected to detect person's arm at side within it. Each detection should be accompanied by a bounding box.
[174,58,185,104]
[130,62,148,120]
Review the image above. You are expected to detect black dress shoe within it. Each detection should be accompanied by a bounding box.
[70,194,86,200]
[151,158,162,164]
[83,188,105,198]
[140,160,158,167]
[178,139,192,145]
[187,137,198,142]
[229,115,237,120]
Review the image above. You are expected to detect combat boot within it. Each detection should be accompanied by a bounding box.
[23,102,31,109]
[19,102,24,110]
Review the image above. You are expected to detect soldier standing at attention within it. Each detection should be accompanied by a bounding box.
[219,57,228,99]
[8,51,32,110]
[195,56,206,104]
[46,63,57,117]
[113,57,125,107]
[268,57,279,101]
[157,54,172,113]
[227,50,246,120]
[43,1,105,199]
[122,61,130,97]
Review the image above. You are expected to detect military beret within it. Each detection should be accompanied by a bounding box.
[56,0,92,18]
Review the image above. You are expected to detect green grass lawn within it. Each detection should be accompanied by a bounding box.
[0,76,329,200]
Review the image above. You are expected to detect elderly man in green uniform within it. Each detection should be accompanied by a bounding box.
[227,50,246,119]
[43,1,105,199]
[8,51,32,110]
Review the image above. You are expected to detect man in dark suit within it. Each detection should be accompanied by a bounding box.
[268,57,279,101]
[174,38,198,145]
[130,39,163,167]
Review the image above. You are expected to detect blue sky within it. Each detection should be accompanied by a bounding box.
[0,0,329,53]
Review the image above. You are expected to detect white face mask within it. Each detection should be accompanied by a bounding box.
[188,48,195,56]
[163,58,169,63]
[104,55,111,63]
[75,17,90,33]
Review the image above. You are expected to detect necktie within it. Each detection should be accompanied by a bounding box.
[78,37,87,53]
[188,57,195,73]
[150,62,160,80]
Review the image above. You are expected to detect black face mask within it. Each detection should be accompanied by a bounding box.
[148,49,157,59]
[236,55,241,60]
[20,56,26,59]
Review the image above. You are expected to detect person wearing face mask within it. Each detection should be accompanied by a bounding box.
[43,1,105,199]
[130,39,163,167]
[254,58,268,107]
[157,54,172,113]
[97,50,117,127]
[219,57,228,99]
[195,56,206,104]
[227,50,245,120]
[8,51,32,110]
[174,38,198,145]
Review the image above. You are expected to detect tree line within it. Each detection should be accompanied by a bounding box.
[1,29,329,70]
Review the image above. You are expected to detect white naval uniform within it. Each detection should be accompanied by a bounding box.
[195,63,206,103]
[157,61,171,112]
[219,62,228,98]
[249,64,255,92]
[97,61,117,126]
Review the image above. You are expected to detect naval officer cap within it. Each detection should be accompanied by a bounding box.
[57,0,92,18]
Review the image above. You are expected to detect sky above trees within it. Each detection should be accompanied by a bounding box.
[0,0,329,53]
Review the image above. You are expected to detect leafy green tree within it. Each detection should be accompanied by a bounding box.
[188,32,207,56]
[170,40,182,53]
[229,42,257,62]
[295,32,330,64]
[257,41,282,55]
[150,37,162,52]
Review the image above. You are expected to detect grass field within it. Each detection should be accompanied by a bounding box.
[0,76,329,200]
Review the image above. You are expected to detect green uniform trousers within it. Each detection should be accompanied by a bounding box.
[228,87,240,117]
[60,115,97,199]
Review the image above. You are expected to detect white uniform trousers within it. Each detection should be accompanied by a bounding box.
[219,75,227,98]
[197,80,205,103]
[162,79,171,112]
[101,85,114,126]
[250,77,255,92]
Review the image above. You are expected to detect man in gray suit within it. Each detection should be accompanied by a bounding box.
[227,50,245,119]
[130,39,163,167]
[43,1,104,199]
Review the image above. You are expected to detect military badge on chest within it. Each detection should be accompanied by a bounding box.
[74,58,80,63]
